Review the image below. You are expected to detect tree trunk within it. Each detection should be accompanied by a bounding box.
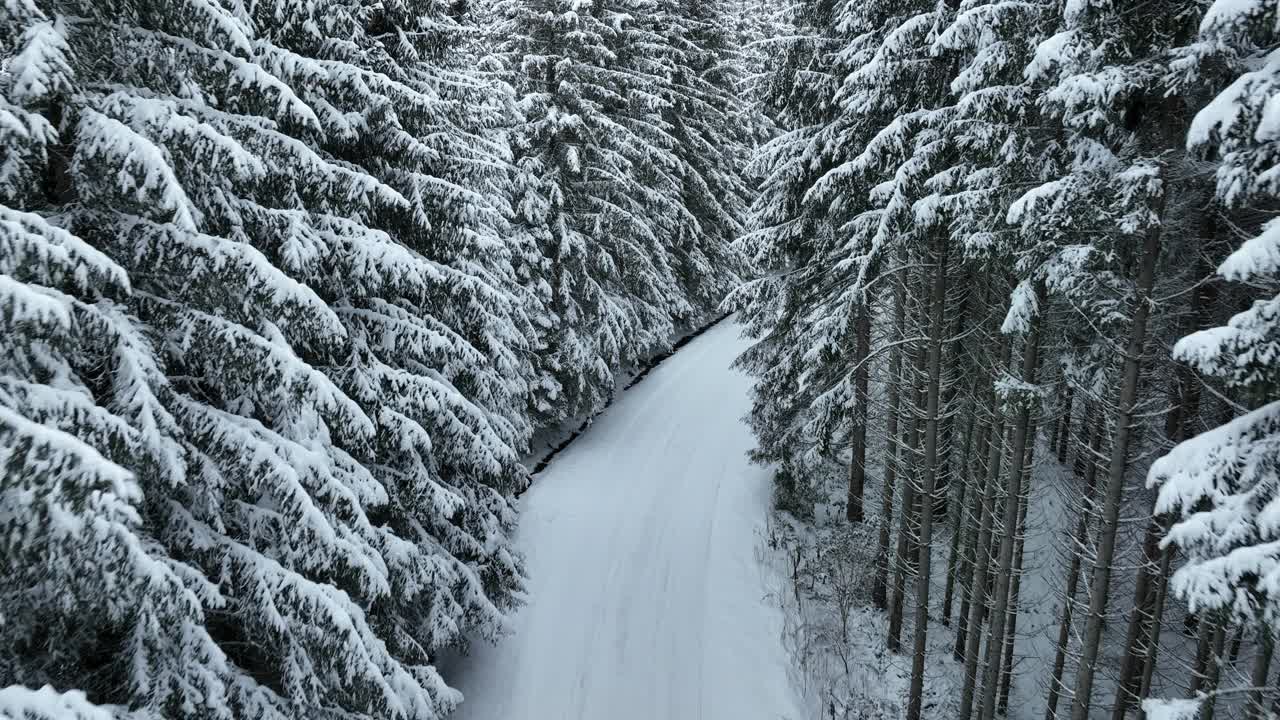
[1056,388,1073,464]
[1045,406,1103,720]
[1072,415,1088,478]
[955,411,992,660]
[1133,270,1208,717]
[1068,218,1164,720]
[904,364,928,576]
[905,238,951,720]
[1201,621,1228,720]
[848,302,872,522]
[1229,625,1246,666]
[1246,627,1274,720]
[978,286,1046,720]
[906,484,922,573]
[942,406,977,626]
[1190,617,1214,694]
[933,290,971,520]
[889,330,927,652]
[901,335,931,576]
[1134,546,1173,720]
[1049,388,1065,456]
[874,263,908,609]
[942,476,968,626]
[958,341,1012,720]
[1111,518,1167,720]
[998,436,1036,716]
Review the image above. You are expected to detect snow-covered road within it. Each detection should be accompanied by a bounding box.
[447,321,800,720]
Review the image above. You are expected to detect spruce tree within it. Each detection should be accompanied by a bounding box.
[3,0,534,716]
[1148,3,1280,718]
[492,0,689,421]
[652,0,753,312]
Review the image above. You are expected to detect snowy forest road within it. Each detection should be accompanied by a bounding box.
[446,321,801,720]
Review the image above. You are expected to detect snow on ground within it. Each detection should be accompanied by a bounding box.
[1010,442,1077,720]
[759,434,1081,720]
[445,321,803,720]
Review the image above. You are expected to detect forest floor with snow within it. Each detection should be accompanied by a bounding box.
[760,438,1078,720]
[759,428,1270,720]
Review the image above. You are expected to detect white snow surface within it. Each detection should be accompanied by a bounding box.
[446,320,802,720]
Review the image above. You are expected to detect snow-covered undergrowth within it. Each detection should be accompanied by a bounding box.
[761,438,1081,720]
[762,516,925,719]
[760,463,958,720]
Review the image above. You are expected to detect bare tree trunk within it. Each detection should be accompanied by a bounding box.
[1112,515,1173,720]
[947,286,995,644]
[905,239,951,720]
[1056,388,1073,464]
[998,436,1036,716]
[958,341,1012,720]
[943,406,977,626]
[1072,417,1089,478]
[874,264,908,609]
[904,369,928,576]
[943,476,968,626]
[901,347,931,603]
[1190,617,1215,695]
[955,411,992,660]
[978,286,1046,720]
[1068,219,1164,720]
[1201,621,1228,720]
[1230,625,1246,666]
[889,332,927,652]
[848,302,872,522]
[1134,547,1173,720]
[1045,405,1103,720]
[1133,258,1214,720]
[932,300,966,525]
[1049,388,1065,456]
[1247,627,1274,720]
[906,482,923,574]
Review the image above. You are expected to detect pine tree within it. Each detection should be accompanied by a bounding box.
[1,2,236,711]
[726,0,844,500]
[3,0,536,715]
[492,0,691,422]
[1147,3,1280,718]
[651,0,753,313]
[1009,3,1207,717]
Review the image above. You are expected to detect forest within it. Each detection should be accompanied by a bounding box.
[733,1,1280,719]
[1,0,1277,719]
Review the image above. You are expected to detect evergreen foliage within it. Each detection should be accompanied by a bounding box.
[1,0,757,715]
[738,0,1280,718]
